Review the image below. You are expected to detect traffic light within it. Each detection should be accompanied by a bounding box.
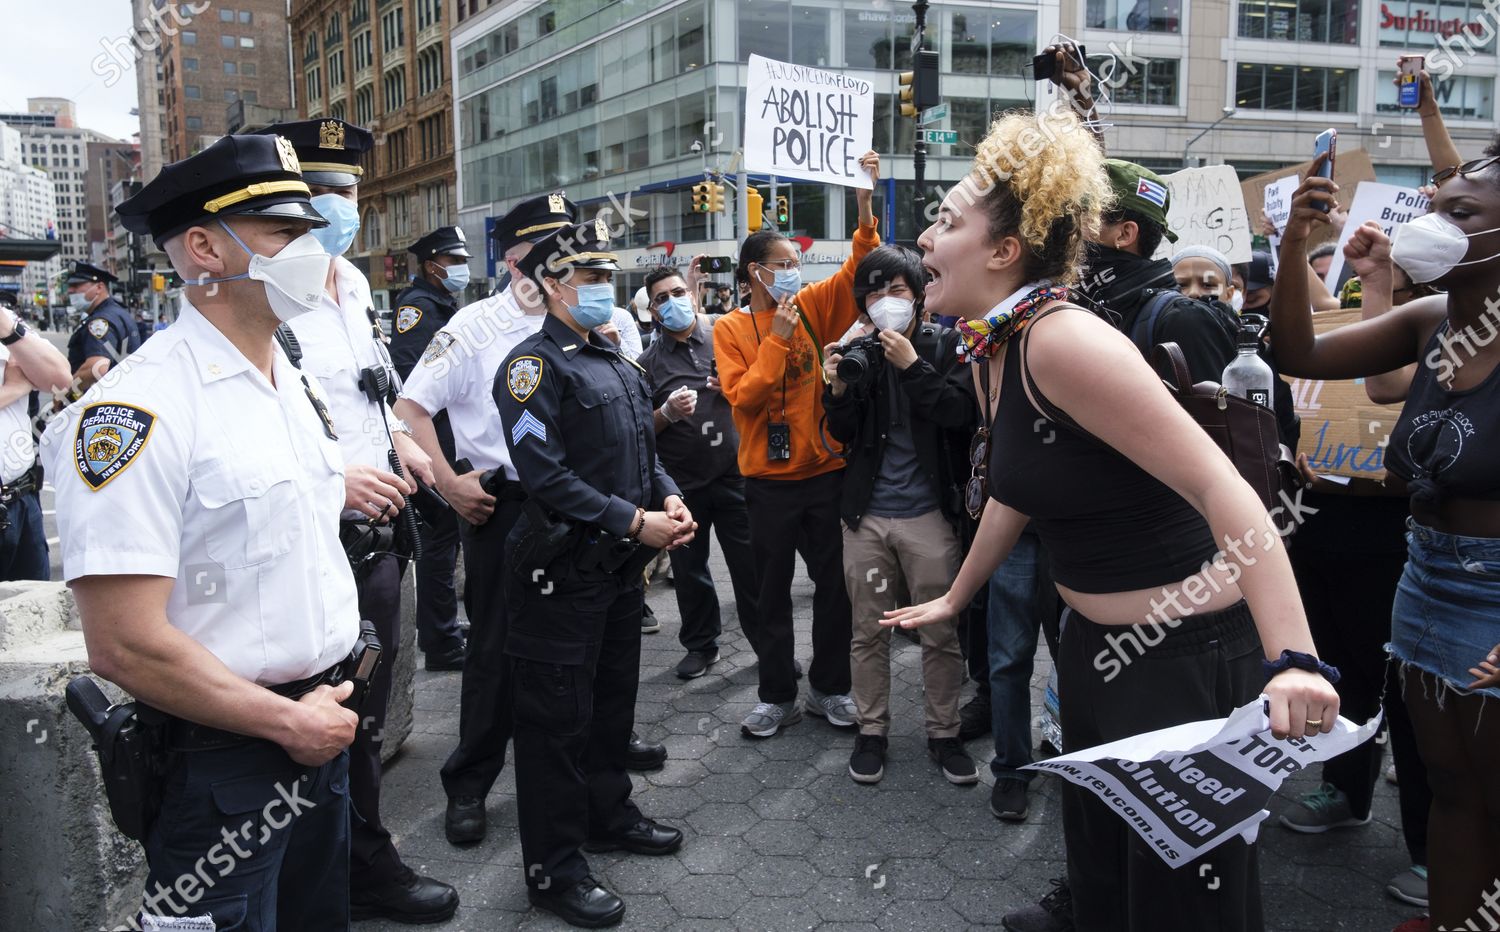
[746,187,764,233]
[707,182,725,214]
[776,196,789,226]
[900,48,942,118]
[151,274,166,292]
[692,181,713,213]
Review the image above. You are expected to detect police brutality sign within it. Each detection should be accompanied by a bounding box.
[74,402,156,490]
[1023,697,1380,867]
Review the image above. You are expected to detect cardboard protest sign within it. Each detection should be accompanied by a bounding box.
[744,54,875,190]
[1287,308,1407,482]
[1323,183,1430,290]
[1240,149,1377,251]
[1152,165,1253,264]
[1024,698,1380,867]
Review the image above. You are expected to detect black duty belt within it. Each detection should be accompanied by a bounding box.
[158,661,350,752]
[1,471,37,500]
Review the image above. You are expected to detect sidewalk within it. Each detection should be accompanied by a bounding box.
[371,555,1417,931]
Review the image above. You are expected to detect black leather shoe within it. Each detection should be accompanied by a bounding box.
[445,795,485,845]
[528,875,625,928]
[625,733,666,771]
[351,869,459,924]
[582,817,684,855]
[424,644,466,672]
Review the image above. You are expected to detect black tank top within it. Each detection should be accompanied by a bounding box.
[1385,319,1500,506]
[986,308,1218,593]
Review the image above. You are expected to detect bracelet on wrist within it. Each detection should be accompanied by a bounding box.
[1262,649,1341,685]
[628,508,646,539]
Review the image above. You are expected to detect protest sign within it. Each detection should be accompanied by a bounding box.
[1322,183,1430,290]
[1152,165,1253,264]
[1262,176,1300,277]
[1287,307,1407,482]
[1240,149,1377,251]
[1024,697,1380,867]
[744,54,875,190]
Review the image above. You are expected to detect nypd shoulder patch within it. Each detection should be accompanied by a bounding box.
[421,331,456,365]
[511,409,547,446]
[396,305,423,334]
[87,318,111,340]
[507,355,544,403]
[74,402,156,490]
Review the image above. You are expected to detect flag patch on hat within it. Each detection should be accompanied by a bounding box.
[510,409,547,446]
[1135,178,1167,208]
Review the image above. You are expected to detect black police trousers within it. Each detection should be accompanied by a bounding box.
[440,498,524,800]
[504,569,644,892]
[141,742,350,931]
[414,500,465,655]
[351,554,407,891]
[1057,601,1264,932]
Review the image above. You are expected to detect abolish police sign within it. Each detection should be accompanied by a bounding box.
[1024,698,1380,867]
[744,54,875,190]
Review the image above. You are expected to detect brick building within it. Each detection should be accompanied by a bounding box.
[158,0,294,162]
[291,0,458,306]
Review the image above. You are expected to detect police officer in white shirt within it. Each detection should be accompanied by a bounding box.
[45,133,363,931]
[258,117,457,925]
[0,291,69,580]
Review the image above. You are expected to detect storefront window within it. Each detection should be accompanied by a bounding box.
[1238,0,1358,44]
[1376,0,1497,50]
[1087,0,1183,33]
[1235,63,1357,111]
[1376,70,1493,119]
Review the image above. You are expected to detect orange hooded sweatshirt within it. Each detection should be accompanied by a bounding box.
[714,218,880,482]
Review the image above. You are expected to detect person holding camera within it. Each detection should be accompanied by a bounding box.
[821,245,977,785]
[715,151,882,738]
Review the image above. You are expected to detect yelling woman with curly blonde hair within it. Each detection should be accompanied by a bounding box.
[883,109,1340,932]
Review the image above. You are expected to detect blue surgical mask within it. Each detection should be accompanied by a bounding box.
[309,193,360,257]
[659,294,696,331]
[438,262,470,293]
[760,266,802,301]
[567,282,616,328]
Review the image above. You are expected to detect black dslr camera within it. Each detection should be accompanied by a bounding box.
[832,333,885,390]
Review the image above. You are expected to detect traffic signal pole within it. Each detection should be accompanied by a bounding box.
[911,0,930,241]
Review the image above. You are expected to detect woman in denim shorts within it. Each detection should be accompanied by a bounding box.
[1272,147,1500,931]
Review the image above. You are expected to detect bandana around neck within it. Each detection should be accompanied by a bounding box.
[956,284,1070,362]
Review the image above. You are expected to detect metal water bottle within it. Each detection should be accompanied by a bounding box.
[1222,324,1274,409]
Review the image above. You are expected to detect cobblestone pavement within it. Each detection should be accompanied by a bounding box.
[368,555,1417,932]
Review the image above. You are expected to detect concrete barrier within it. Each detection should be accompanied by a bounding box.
[0,577,418,929]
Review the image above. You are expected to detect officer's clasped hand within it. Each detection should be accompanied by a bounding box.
[283,681,360,767]
[661,386,698,423]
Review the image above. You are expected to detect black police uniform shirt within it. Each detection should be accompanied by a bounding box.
[494,313,680,539]
[390,277,460,381]
[68,295,142,372]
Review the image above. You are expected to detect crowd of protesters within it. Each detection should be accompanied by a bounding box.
[27,37,1499,932]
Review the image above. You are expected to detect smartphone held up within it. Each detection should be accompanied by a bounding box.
[1312,129,1337,213]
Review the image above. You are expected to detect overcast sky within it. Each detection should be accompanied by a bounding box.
[0,0,150,141]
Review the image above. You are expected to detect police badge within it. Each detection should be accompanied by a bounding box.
[87,318,110,340]
[507,355,543,402]
[396,305,423,334]
[421,331,456,365]
[74,403,156,490]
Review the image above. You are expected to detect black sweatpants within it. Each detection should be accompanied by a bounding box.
[440,498,524,800]
[1057,601,1264,932]
[743,470,852,704]
[670,475,759,653]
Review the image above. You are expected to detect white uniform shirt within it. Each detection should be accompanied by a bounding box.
[0,345,36,484]
[42,300,360,686]
[398,287,544,478]
[288,256,392,474]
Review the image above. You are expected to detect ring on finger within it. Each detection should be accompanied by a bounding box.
[1304,718,1323,727]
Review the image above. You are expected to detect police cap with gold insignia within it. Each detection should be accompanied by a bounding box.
[515,218,621,284]
[408,226,472,262]
[255,117,374,188]
[116,134,327,242]
[490,192,577,253]
[66,261,119,286]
